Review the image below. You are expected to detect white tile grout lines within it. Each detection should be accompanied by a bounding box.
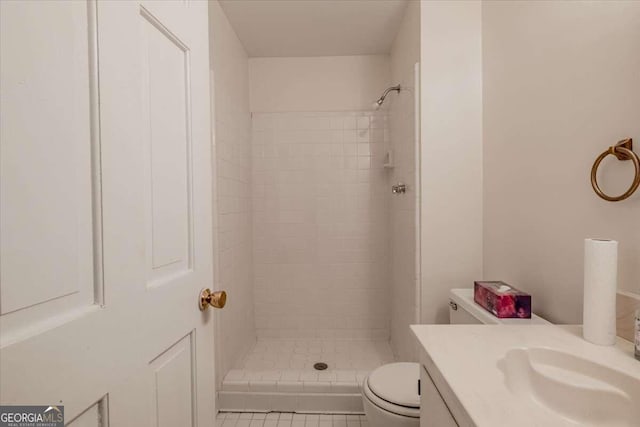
[216,412,369,427]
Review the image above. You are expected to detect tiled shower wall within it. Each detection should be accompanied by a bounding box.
[251,112,390,340]
[388,0,420,362]
[387,71,418,362]
[210,0,255,385]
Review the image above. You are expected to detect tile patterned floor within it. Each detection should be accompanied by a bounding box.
[241,339,393,370]
[223,338,394,391]
[220,338,394,412]
[216,412,368,427]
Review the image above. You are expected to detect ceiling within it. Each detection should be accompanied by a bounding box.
[218,0,409,57]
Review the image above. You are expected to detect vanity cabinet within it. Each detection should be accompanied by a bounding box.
[420,365,458,427]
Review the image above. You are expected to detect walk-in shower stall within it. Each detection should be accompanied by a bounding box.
[209,0,420,413]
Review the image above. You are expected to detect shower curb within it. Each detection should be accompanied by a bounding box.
[218,390,364,414]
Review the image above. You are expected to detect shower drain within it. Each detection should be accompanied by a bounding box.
[313,362,328,371]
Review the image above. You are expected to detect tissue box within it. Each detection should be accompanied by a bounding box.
[474,281,531,318]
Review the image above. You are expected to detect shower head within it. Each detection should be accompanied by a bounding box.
[372,84,401,110]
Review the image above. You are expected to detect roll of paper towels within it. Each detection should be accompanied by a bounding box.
[583,238,618,345]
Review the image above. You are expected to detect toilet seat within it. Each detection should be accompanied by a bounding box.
[363,362,420,418]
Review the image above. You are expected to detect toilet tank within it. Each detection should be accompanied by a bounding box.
[448,288,550,325]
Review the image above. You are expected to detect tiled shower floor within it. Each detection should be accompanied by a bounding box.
[225,338,394,389]
[219,338,394,413]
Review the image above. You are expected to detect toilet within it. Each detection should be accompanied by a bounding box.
[362,288,550,427]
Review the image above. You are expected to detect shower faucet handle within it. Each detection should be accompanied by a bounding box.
[392,183,407,194]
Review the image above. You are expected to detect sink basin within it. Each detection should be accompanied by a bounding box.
[498,347,640,426]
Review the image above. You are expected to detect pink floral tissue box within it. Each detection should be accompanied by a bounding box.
[474,281,531,319]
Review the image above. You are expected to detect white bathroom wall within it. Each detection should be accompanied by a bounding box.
[249,55,390,112]
[251,111,390,340]
[419,1,484,324]
[482,1,640,324]
[388,0,420,362]
[209,1,255,385]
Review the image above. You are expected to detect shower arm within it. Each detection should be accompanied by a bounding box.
[373,84,401,109]
[380,85,401,100]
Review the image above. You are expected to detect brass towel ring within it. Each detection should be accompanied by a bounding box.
[590,138,640,202]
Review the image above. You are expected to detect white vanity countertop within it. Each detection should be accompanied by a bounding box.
[411,324,640,427]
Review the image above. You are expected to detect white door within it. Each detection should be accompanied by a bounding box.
[0,0,217,425]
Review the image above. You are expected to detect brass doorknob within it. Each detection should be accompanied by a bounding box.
[199,288,226,311]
